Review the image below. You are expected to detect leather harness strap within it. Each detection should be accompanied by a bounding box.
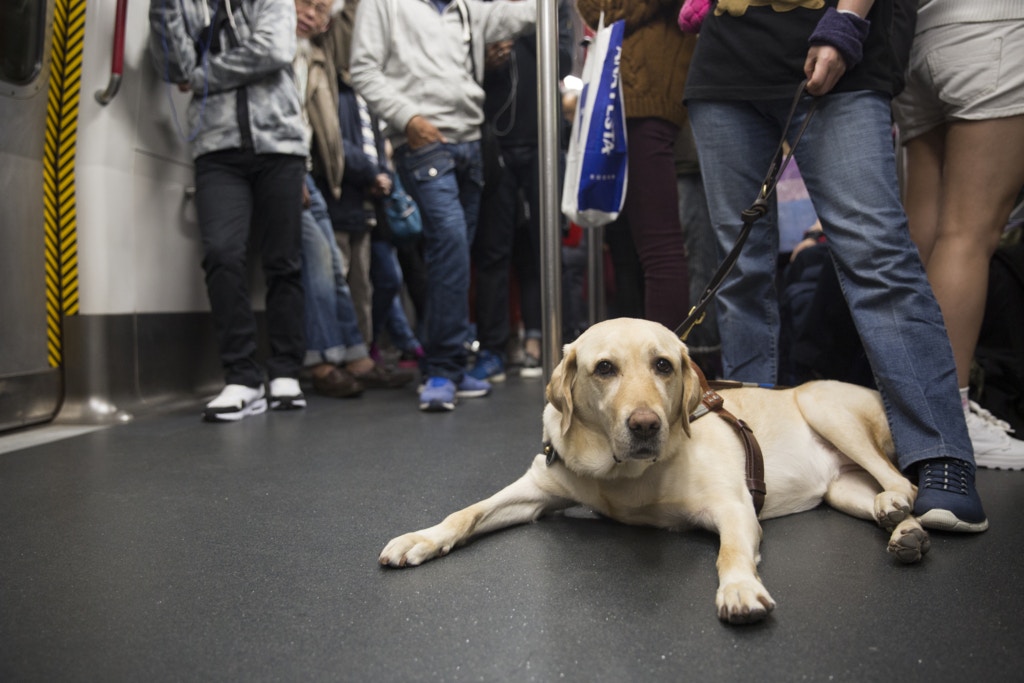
[689,361,767,516]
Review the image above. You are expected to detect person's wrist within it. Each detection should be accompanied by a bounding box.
[808,6,870,69]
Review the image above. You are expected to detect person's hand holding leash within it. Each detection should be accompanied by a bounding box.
[805,3,871,96]
[804,44,847,96]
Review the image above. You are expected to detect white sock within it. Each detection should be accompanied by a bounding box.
[959,386,970,413]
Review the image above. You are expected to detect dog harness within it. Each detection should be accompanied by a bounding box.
[541,361,767,517]
[689,361,767,516]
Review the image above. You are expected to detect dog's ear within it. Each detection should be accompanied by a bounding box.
[680,345,702,438]
[545,345,577,435]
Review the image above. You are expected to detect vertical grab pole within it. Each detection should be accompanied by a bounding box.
[536,0,563,381]
[587,224,605,326]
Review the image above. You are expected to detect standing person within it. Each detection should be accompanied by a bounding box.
[469,0,575,382]
[149,0,308,422]
[297,0,414,396]
[575,0,696,331]
[318,0,386,345]
[350,0,537,412]
[892,0,1024,469]
[685,0,987,531]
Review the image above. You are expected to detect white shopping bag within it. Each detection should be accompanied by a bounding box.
[561,14,628,229]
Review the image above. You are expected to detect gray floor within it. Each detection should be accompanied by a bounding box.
[2,377,1023,682]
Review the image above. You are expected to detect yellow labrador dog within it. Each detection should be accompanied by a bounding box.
[380,318,930,624]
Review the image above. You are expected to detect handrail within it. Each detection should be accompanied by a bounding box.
[94,0,128,105]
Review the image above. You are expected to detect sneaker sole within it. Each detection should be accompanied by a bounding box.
[419,398,456,412]
[455,388,490,399]
[203,397,268,422]
[916,509,989,533]
[271,396,307,410]
[519,367,543,378]
[974,455,1024,471]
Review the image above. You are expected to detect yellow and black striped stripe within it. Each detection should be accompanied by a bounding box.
[43,0,85,368]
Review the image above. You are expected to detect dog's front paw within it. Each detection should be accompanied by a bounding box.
[874,491,913,531]
[887,519,931,564]
[379,530,451,568]
[716,579,776,624]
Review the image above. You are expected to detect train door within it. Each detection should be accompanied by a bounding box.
[1,0,223,434]
[0,0,59,432]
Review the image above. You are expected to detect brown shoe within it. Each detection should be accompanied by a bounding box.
[312,367,364,398]
[350,363,415,389]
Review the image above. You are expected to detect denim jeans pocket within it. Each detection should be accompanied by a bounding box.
[403,142,455,183]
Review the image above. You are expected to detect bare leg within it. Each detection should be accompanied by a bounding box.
[905,115,1024,387]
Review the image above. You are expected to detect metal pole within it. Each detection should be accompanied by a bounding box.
[587,224,605,326]
[536,0,562,381]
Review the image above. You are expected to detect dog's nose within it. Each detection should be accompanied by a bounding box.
[627,408,661,437]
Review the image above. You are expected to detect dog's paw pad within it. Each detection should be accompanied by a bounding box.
[887,521,930,564]
[874,492,912,530]
[716,580,775,624]
[379,532,442,568]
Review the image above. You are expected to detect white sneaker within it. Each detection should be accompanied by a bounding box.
[269,377,306,410]
[204,384,267,422]
[966,400,1024,470]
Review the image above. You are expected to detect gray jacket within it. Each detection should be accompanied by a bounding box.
[350,0,537,148]
[148,0,307,160]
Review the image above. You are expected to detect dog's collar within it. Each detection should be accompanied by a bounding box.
[543,441,561,466]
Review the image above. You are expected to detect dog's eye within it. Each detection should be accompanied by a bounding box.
[595,360,616,377]
[654,358,674,375]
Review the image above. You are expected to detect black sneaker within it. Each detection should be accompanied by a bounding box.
[913,458,988,533]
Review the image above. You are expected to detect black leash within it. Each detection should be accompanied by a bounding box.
[676,80,819,342]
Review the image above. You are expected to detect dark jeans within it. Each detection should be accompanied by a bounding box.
[394,141,482,380]
[193,150,306,387]
[473,144,555,354]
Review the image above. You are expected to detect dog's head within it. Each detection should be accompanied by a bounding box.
[543,318,703,478]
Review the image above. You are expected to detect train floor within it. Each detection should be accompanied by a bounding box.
[2,375,1023,682]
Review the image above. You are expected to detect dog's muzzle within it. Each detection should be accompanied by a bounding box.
[619,408,662,461]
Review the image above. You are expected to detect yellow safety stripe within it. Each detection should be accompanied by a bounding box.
[43,0,85,367]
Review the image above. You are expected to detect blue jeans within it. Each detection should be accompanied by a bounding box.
[688,91,972,470]
[393,141,483,380]
[370,239,420,352]
[301,175,369,366]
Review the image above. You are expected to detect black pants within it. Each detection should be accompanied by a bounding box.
[194,150,306,387]
[473,144,552,354]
